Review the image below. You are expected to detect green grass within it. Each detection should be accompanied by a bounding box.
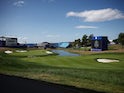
[108,44,123,50]
[0,49,124,93]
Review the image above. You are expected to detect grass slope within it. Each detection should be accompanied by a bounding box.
[0,49,124,93]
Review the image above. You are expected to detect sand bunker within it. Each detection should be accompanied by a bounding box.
[4,50,13,54]
[46,51,53,54]
[97,59,119,63]
[16,50,27,53]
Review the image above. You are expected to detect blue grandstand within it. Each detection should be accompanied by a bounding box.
[58,42,70,48]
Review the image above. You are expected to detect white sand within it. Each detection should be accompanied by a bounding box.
[16,50,27,53]
[4,50,13,54]
[46,51,53,54]
[97,59,119,63]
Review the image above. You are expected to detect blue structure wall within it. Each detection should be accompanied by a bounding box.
[50,42,70,48]
[58,42,70,48]
[91,36,108,51]
[25,43,37,48]
[0,40,5,47]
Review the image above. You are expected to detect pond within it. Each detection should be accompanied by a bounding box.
[52,50,80,56]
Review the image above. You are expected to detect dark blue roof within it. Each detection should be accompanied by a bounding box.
[92,36,107,40]
[25,43,37,46]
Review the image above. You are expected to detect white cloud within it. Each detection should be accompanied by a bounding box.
[75,25,98,29]
[13,1,24,7]
[18,37,28,40]
[46,34,60,38]
[18,37,28,43]
[41,31,48,34]
[66,8,124,22]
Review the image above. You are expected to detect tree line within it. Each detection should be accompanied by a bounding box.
[113,33,124,47]
[70,33,124,48]
[71,34,94,48]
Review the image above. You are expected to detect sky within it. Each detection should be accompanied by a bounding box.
[0,0,124,43]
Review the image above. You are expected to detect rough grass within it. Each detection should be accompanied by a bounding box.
[0,49,124,93]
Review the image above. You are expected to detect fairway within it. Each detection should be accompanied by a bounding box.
[0,49,124,93]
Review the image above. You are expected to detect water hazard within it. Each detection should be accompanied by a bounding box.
[52,50,80,56]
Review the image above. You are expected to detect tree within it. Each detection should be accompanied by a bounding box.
[118,33,124,47]
[113,39,119,44]
[82,34,88,47]
[87,34,94,46]
[72,34,94,48]
[76,38,81,47]
[73,38,81,48]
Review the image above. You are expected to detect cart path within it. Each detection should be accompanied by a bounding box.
[0,74,105,93]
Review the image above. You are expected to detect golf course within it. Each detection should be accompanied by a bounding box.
[0,46,124,93]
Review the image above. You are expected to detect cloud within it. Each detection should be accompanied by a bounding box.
[18,37,28,40]
[75,25,98,29]
[41,31,48,34]
[46,34,60,38]
[13,1,24,7]
[66,8,124,22]
[18,36,28,43]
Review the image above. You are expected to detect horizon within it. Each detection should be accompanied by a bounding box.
[0,0,124,43]
[0,35,114,44]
